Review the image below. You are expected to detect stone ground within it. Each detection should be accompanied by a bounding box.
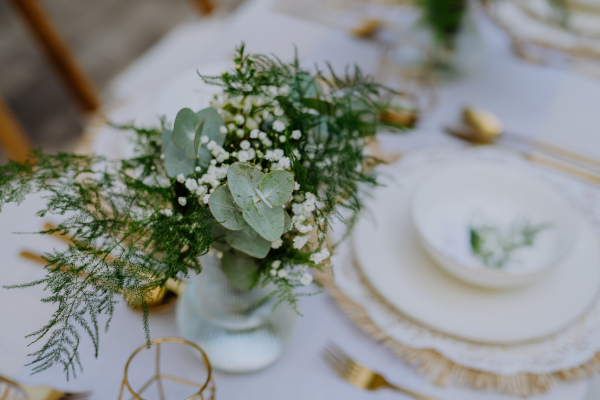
[0,0,241,162]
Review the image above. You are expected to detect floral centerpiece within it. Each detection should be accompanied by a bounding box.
[0,44,409,377]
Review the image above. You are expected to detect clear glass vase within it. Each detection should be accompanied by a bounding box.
[176,254,298,373]
[391,6,482,80]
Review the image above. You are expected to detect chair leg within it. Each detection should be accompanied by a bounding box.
[190,0,216,15]
[9,0,101,113]
[0,97,34,163]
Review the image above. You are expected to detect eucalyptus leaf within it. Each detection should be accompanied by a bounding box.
[300,98,336,116]
[227,162,265,209]
[221,252,261,290]
[283,210,291,234]
[243,202,285,242]
[211,240,231,252]
[173,108,201,159]
[260,170,294,207]
[225,228,271,258]
[208,186,244,231]
[196,107,226,167]
[162,129,196,178]
[211,222,232,251]
[240,218,264,240]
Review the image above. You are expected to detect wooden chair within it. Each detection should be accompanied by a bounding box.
[1,0,215,162]
[0,97,33,163]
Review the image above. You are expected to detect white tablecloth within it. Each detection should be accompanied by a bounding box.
[2,0,600,398]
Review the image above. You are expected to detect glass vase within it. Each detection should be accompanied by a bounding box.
[391,5,482,80]
[176,254,298,373]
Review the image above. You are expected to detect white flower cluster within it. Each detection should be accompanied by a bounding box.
[309,248,330,264]
[269,261,313,286]
[291,192,317,237]
[206,140,230,163]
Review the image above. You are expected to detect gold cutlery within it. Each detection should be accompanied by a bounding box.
[447,107,600,185]
[351,19,383,38]
[322,343,439,400]
[0,375,90,400]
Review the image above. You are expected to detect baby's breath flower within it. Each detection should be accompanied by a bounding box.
[291,130,302,140]
[278,156,291,170]
[270,269,277,276]
[258,131,267,140]
[293,235,309,249]
[236,129,244,138]
[272,260,282,269]
[160,209,173,216]
[246,118,258,130]
[234,115,245,125]
[240,140,251,150]
[310,248,330,264]
[227,123,236,132]
[294,182,301,191]
[219,126,228,134]
[203,194,211,204]
[178,197,187,206]
[279,135,286,143]
[273,120,286,132]
[185,178,198,192]
[250,129,260,139]
[297,224,313,233]
[176,174,185,183]
[237,151,249,161]
[300,273,313,286]
[200,135,209,144]
[278,269,289,278]
[195,185,207,197]
[195,166,201,172]
[271,238,283,249]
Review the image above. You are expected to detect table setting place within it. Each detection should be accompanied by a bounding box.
[2,0,600,399]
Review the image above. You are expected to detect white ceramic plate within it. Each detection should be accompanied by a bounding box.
[353,163,600,344]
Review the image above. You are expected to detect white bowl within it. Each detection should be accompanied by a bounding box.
[410,162,578,288]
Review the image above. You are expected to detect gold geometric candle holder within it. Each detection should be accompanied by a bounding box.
[118,337,215,400]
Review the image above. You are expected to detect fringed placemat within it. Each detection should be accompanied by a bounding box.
[320,147,600,397]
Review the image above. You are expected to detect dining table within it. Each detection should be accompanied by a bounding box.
[2,0,600,398]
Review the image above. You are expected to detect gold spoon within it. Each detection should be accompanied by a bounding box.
[447,107,600,186]
[449,107,600,169]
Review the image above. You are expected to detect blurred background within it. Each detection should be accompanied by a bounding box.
[0,0,242,162]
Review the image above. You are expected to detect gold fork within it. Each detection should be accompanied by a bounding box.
[0,374,91,400]
[322,343,439,400]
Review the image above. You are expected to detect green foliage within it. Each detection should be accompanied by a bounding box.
[416,0,468,47]
[0,124,213,378]
[220,252,261,290]
[470,218,552,269]
[224,228,271,258]
[208,185,245,230]
[0,43,410,378]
